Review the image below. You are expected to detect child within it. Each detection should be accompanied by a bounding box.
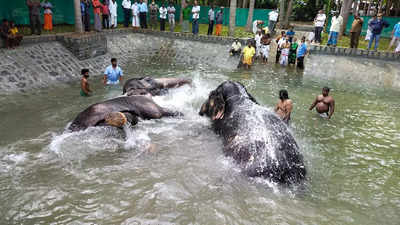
[289,37,298,65]
[280,40,290,66]
[80,69,92,97]
[286,26,295,43]
[275,31,286,63]
[260,33,271,63]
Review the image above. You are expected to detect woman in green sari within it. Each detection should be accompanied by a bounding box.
[289,37,298,65]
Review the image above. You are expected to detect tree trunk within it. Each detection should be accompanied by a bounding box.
[180,0,185,24]
[339,0,353,36]
[283,0,293,28]
[229,0,237,36]
[242,0,248,8]
[353,0,358,15]
[279,0,285,29]
[386,0,392,16]
[245,0,255,32]
[74,0,83,33]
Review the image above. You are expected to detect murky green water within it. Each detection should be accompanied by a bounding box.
[0,58,399,225]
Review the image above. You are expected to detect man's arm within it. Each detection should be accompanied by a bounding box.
[103,75,107,85]
[328,99,335,119]
[283,101,293,121]
[81,80,90,95]
[309,96,318,110]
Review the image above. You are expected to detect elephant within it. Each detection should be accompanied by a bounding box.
[123,77,192,96]
[68,95,182,132]
[199,81,306,184]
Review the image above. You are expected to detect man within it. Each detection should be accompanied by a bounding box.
[41,0,53,31]
[268,9,278,34]
[192,1,200,35]
[122,0,132,28]
[139,0,148,29]
[149,1,159,30]
[26,0,42,35]
[215,7,224,36]
[275,89,292,125]
[327,12,343,47]
[241,40,256,69]
[182,2,191,33]
[313,10,326,44]
[167,3,176,32]
[81,0,91,31]
[230,38,242,56]
[8,21,23,48]
[109,0,118,28]
[101,0,110,29]
[275,31,286,63]
[309,87,335,119]
[159,3,167,31]
[208,5,215,35]
[131,1,140,28]
[0,20,10,48]
[286,26,295,43]
[252,20,264,34]
[92,0,102,32]
[349,15,363,49]
[388,21,400,51]
[104,58,123,85]
[80,69,92,97]
[296,36,307,69]
[368,13,389,51]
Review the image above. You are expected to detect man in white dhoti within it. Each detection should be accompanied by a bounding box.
[109,0,118,28]
[131,1,140,28]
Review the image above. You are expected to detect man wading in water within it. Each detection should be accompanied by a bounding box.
[80,69,92,96]
[309,87,335,119]
[275,89,293,125]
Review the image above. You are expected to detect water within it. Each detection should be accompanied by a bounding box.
[0,57,399,225]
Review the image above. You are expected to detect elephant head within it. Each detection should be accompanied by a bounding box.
[199,90,226,120]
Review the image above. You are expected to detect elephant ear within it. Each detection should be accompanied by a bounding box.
[211,93,225,121]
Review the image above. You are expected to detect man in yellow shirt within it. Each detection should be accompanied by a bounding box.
[9,21,23,48]
[242,40,256,69]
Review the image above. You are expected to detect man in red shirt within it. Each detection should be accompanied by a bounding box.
[101,0,110,29]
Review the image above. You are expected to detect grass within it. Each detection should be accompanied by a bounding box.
[320,32,393,52]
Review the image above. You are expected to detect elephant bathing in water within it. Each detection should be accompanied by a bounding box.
[68,95,182,132]
[199,81,306,184]
[123,77,191,96]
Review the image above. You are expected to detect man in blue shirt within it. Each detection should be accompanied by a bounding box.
[104,58,123,85]
[367,13,389,51]
[388,21,400,51]
[296,36,307,69]
[139,0,148,29]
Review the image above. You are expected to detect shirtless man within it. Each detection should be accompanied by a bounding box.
[80,68,92,97]
[309,87,335,119]
[275,89,293,124]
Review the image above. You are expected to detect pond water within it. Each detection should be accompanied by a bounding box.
[0,56,399,225]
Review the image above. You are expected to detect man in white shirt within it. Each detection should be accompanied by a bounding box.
[327,12,343,47]
[192,0,200,35]
[268,9,278,34]
[159,4,167,31]
[230,38,242,56]
[167,3,176,32]
[252,20,264,34]
[109,0,118,28]
[313,10,326,43]
[207,5,215,35]
[122,0,132,27]
[131,1,140,28]
[103,58,123,85]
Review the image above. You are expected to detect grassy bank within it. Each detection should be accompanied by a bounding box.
[320,33,393,52]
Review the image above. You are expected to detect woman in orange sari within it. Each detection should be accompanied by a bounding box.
[41,0,53,31]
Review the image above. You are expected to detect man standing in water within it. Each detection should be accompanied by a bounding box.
[104,58,123,85]
[81,69,92,97]
[309,87,335,119]
[275,89,293,125]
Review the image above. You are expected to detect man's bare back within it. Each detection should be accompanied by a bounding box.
[275,99,293,123]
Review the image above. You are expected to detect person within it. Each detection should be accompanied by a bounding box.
[297,36,307,69]
[286,26,295,43]
[241,40,256,69]
[101,0,110,29]
[289,37,298,65]
[81,0,91,31]
[368,13,389,51]
[139,0,148,29]
[254,30,262,59]
[92,0,102,32]
[167,3,176,32]
[326,12,343,47]
[260,33,271,63]
[268,9,279,34]
[131,1,140,28]
[365,15,375,41]
[80,69,92,97]
[122,0,132,28]
[230,38,242,56]
[104,58,123,85]
[215,7,224,36]
[8,21,23,48]
[192,1,200,35]
[26,0,42,35]
[159,4,167,31]
[275,31,286,63]
[208,5,215,35]
[388,21,400,51]
[0,20,11,48]
[395,41,400,53]
[350,15,364,49]
[252,20,264,34]
[182,2,191,33]
[309,87,335,119]
[313,10,326,44]
[109,0,118,28]
[280,40,290,66]
[41,0,53,31]
[149,1,159,30]
[275,89,293,125]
